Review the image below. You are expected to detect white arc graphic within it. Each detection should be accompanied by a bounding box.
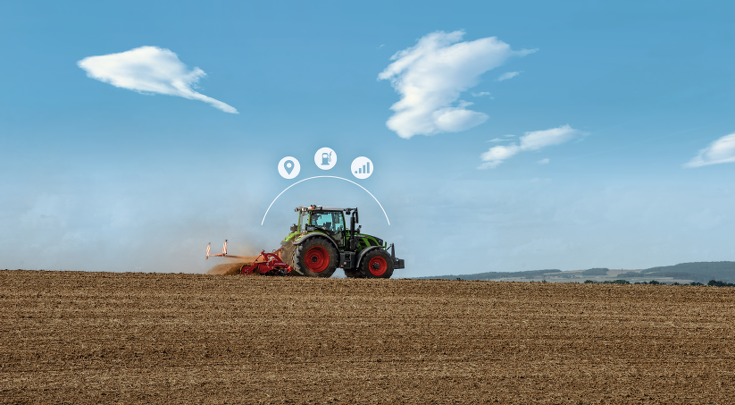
[261,176,390,225]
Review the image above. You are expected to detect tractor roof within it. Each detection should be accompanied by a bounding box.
[294,206,356,213]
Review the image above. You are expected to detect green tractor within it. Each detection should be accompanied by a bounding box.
[280,205,405,278]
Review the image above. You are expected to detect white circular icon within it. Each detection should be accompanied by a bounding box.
[351,156,373,179]
[314,147,337,170]
[278,156,300,179]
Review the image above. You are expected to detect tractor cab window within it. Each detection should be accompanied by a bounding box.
[298,211,309,232]
[310,211,345,234]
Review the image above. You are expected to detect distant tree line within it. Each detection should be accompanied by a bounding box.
[707,280,735,287]
[416,269,562,281]
[583,279,734,287]
[584,279,630,284]
[416,261,735,283]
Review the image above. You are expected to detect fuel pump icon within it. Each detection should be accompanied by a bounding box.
[321,152,332,166]
[314,147,337,170]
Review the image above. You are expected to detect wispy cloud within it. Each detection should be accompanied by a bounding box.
[378,31,536,139]
[78,46,238,114]
[488,135,515,142]
[479,125,587,169]
[684,133,735,168]
[479,144,521,168]
[498,71,521,81]
[537,158,550,165]
[472,91,492,97]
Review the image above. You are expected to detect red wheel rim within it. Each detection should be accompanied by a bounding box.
[305,246,329,272]
[368,256,388,277]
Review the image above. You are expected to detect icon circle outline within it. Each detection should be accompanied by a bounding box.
[314,147,337,170]
[278,156,301,179]
[351,156,373,180]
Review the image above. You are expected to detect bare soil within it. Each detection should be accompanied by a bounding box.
[1,270,734,404]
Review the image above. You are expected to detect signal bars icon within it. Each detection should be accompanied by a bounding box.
[350,156,373,180]
[356,161,371,175]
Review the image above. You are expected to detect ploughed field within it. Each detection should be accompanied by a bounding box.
[1,270,734,404]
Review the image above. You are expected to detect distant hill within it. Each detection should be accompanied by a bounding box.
[617,262,735,283]
[415,262,735,284]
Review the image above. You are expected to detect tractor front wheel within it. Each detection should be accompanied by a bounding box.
[293,237,338,278]
[360,249,394,279]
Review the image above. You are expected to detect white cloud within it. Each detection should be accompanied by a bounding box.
[479,125,586,169]
[684,133,735,168]
[378,31,535,139]
[479,144,521,168]
[488,135,515,142]
[78,46,238,114]
[472,91,492,97]
[520,125,584,150]
[498,71,521,81]
[537,158,550,165]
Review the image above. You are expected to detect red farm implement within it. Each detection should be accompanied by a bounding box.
[206,240,293,276]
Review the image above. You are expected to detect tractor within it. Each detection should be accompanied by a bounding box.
[280,205,405,278]
[206,205,404,278]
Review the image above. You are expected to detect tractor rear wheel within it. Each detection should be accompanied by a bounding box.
[280,241,301,276]
[293,237,338,278]
[360,249,394,279]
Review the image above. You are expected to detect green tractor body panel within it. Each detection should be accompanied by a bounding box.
[280,205,405,278]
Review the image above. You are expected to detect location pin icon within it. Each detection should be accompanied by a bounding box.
[284,160,294,174]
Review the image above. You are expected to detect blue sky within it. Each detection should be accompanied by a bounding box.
[1,1,734,276]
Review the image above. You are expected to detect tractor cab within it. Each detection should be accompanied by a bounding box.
[297,209,347,247]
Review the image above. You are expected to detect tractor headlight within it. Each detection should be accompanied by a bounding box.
[375,238,384,246]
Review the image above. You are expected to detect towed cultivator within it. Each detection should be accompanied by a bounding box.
[206,205,405,278]
[206,240,293,276]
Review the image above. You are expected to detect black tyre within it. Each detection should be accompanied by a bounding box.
[292,236,338,278]
[280,241,301,276]
[360,249,394,279]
